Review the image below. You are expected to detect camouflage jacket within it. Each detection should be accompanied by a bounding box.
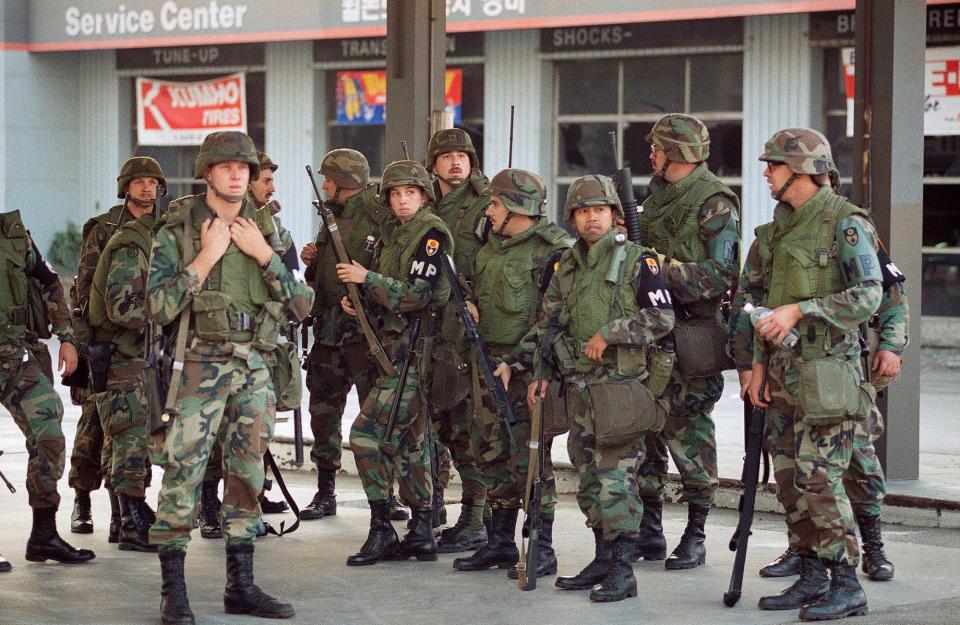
[874,248,909,355]
[431,171,489,281]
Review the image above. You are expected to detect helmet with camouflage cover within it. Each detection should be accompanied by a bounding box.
[489,169,546,216]
[379,160,436,206]
[759,128,837,175]
[117,156,167,198]
[319,148,370,190]
[193,131,260,180]
[645,114,710,163]
[255,151,278,179]
[563,175,622,222]
[426,128,479,170]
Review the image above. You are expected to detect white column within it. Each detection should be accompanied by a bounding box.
[265,41,315,250]
[741,14,813,251]
[78,50,120,218]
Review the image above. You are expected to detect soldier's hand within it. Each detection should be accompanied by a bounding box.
[584,332,608,362]
[465,300,480,324]
[748,361,771,408]
[301,242,318,265]
[340,295,357,317]
[738,369,752,400]
[756,303,802,346]
[493,361,511,390]
[199,218,231,262]
[230,217,274,265]
[336,260,368,284]
[872,349,901,379]
[526,378,549,410]
[59,341,78,376]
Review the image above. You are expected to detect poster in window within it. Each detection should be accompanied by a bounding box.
[336,68,462,125]
[136,73,247,146]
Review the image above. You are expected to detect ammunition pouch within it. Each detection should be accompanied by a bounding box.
[62,355,90,389]
[645,344,676,398]
[430,341,470,411]
[25,278,51,339]
[252,301,284,352]
[589,378,666,447]
[191,291,233,343]
[797,356,876,426]
[272,341,303,412]
[87,341,116,393]
[673,318,734,378]
[541,381,569,438]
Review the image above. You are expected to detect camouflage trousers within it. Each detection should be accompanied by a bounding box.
[306,340,376,472]
[0,348,66,509]
[350,357,432,507]
[433,397,485,502]
[764,354,859,566]
[94,355,151,497]
[68,384,109,492]
[566,378,645,541]
[472,372,557,514]
[150,357,275,549]
[637,370,721,506]
[844,407,886,519]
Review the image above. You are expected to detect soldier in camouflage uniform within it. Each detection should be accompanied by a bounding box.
[512,176,676,602]
[426,128,491,551]
[730,128,879,620]
[148,131,313,624]
[87,157,166,553]
[633,114,741,570]
[758,249,907,583]
[338,160,453,566]
[299,149,393,522]
[0,210,95,567]
[450,169,571,580]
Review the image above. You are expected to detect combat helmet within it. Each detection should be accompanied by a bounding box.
[426,128,479,170]
[759,128,837,175]
[193,131,259,180]
[319,148,370,190]
[563,175,622,222]
[646,114,711,164]
[256,151,278,177]
[379,160,436,206]
[117,156,167,198]
[489,169,547,216]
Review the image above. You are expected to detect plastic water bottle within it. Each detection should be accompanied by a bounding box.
[743,302,799,351]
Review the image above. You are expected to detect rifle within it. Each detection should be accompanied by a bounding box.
[508,105,515,168]
[0,450,16,493]
[723,359,769,608]
[401,141,410,160]
[287,321,305,467]
[608,132,642,244]
[383,313,423,443]
[421,308,444,527]
[518,383,546,591]
[438,253,517,445]
[305,166,396,377]
[144,315,171,436]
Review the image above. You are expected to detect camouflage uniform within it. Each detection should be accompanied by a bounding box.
[731,128,878,619]
[635,114,742,568]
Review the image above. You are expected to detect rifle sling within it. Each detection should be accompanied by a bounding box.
[264,450,301,536]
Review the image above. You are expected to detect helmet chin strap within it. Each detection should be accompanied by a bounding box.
[774,173,798,202]
[656,158,671,179]
[130,197,156,209]
[496,212,515,235]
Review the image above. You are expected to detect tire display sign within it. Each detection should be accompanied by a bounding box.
[136,72,246,145]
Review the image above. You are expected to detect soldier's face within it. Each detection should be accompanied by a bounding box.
[763,161,790,198]
[128,177,158,202]
[573,205,615,242]
[432,151,471,185]
[485,196,510,233]
[205,161,250,201]
[649,143,667,172]
[389,185,427,222]
[249,168,276,205]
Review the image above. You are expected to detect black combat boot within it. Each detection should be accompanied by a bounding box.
[0,553,11,572]
[857,515,894,581]
[453,507,519,571]
[437,499,488,553]
[758,554,830,610]
[223,543,295,618]
[508,514,559,579]
[159,549,194,625]
[199,481,222,539]
[388,493,409,521]
[300,470,336,521]
[118,494,158,553]
[556,528,612,590]
[384,507,438,561]
[108,489,122,544]
[589,536,638,602]
[25,507,96,563]
[630,496,667,561]
[799,562,868,621]
[70,489,93,534]
[259,494,288,514]
[760,547,802,577]
[665,503,709,570]
[346,500,399,566]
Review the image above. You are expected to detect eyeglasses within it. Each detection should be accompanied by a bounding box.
[649,144,662,155]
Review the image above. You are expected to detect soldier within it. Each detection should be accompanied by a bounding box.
[87,157,166,552]
[633,114,741,569]
[517,176,676,602]
[299,149,394,521]
[338,160,453,566]
[426,128,491,552]
[0,210,95,566]
[147,131,313,624]
[451,169,570,579]
[731,128,879,620]
[757,247,907,582]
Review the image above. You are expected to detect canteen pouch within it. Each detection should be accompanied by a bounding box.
[615,344,646,377]
[797,357,876,425]
[272,341,302,412]
[589,378,666,447]
[252,301,284,351]
[645,344,676,398]
[191,291,232,343]
[541,380,569,437]
[430,341,470,411]
[673,318,734,378]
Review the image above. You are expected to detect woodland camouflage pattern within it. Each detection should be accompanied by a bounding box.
[646,114,711,163]
[320,148,370,190]
[488,168,547,216]
[758,127,837,175]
